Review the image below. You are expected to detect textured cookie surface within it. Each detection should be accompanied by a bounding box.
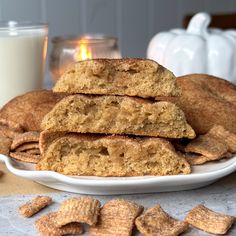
[160,74,236,135]
[53,58,180,98]
[36,133,191,176]
[0,90,67,131]
[41,94,195,139]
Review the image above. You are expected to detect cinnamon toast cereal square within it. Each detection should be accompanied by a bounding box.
[135,204,188,236]
[185,204,235,235]
[56,197,101,226]
[19,196,52,217]
[35,212,83,236]
[90,199,143,236]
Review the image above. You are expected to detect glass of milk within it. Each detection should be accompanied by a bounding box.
[0,21,48,106]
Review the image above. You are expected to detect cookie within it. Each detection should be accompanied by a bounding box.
[0,136,12,155]
[0,126,22,139]
[36,134,191,176]
[53,58,180,98]
[41,94,195,139]
[159,74,236,135]
[0,90,67,131]
[0,118,24,133]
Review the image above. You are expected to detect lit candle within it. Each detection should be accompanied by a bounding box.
[74,39,93,61]
[50,34,121,83]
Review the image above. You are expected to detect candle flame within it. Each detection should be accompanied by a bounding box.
[75,40,92,61]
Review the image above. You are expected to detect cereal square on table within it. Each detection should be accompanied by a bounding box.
[35,212,83,236]
[185,204,235,235]
[56,197,101,227]
[90,199,143,236]
[135,204,188,236]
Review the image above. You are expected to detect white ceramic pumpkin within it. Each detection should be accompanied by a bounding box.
[147,12,236,84]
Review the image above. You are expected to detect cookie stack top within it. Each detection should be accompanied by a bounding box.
[53,58,181,97]
[41,59,195,139]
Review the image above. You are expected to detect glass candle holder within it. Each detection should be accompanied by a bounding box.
[49,34,122,83]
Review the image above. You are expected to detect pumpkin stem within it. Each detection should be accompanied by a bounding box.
[186,12,211,38]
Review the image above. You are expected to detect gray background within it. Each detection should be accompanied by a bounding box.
[0,0,236,82]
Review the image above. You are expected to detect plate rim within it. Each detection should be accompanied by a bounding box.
[1,154,236,187]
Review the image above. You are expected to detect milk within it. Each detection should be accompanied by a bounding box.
[0,22,48,106]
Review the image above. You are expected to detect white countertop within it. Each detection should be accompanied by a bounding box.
[0,172,235,236]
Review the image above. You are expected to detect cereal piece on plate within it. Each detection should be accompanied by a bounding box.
[90,199,143,236]
[184,152,234,165]
[39,130,66,154]
[25,148,41,155]
[0,118,24,133]
[185,204,235,235]
[36,134,191,176]
[10,152,41,163]
[35,212,83,236]
[0,170,3,177]
[183,153,209,165]
[56,197,101,226]
[223,151,234,158]
[11,131,40,150]
[135,204,188,236]
[185,135,228,160]
[15,142,39,152]
[208,125,236,153]
[0,136,12,155]
[19,196,52,217]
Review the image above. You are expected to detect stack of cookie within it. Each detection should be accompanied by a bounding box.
[37,59,195,176]
[0,91,67,164]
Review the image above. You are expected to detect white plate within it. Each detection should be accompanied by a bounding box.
[1,154,236,195]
